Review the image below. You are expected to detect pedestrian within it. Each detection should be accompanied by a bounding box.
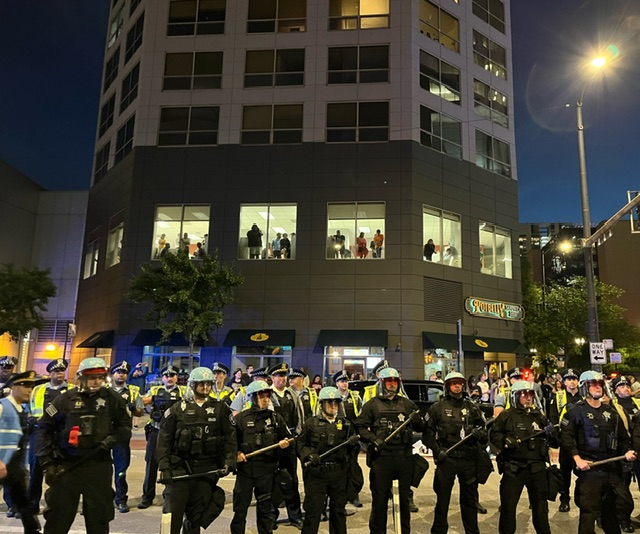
[1,370,46,534]
[355,367,425,534]
[423,371,488,534]
[138,365,187,509]
[491,380,554,534]
[231,381,293,534]
[560,370,637,534]
[109,361,144,513]
[297,386,360,534]
[35,357,131,534]
[156,367,236,534]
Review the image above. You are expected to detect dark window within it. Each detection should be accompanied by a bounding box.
[120,63,140,113]
[244,49,304,87]
[158,106,220,146]
[115,115,135,162]
[241,104,303,145]
[167,0,226,36]
[472,0,505,33]
[419,50,460,104]
[247,0,306,33]
[99,95,116,137]
[328,45,388,84]
[475,130,510,177]
[125,12,144,63]
[103,47,120,93]
[419,106,462,159]
[130,0,142,16]
[164,51,223,90]
[326,101,388,143]
[473,79,508,127]
[94,142,111,183]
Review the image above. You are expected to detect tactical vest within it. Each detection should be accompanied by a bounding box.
[341,390,361,421]
[240,410,282,460]
[173,400,226,462]
[573,402,620,457]
[371,398,413,449]
[307,416,351,462]
[433,398,478,452]
[150,385,185,426]
[500,407,548,462]
[297,388,317,419]
[60,389,113,451]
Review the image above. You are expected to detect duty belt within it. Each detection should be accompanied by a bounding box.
[318,461,344,471]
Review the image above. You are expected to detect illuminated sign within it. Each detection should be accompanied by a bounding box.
[474,339,488,348]
[250,333,270,342]
[464,297,525,322]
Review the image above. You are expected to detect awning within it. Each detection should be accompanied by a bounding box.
[77,330,115,349]
[316,330,388,348]
[131,329,216,347]
[223,329,295,347]
[423,332,528,354]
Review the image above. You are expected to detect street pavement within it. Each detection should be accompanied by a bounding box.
[2,425,640,533]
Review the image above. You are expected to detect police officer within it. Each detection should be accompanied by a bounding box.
[210,362,235,403]
[362,360,389,403]
[493,367,523,417]
[423,371,487,534]
[0,371,46,534]
[229,366,269,415]
[231,381,293,534]
[561,370,637,534]
[35,357,131,534]
[297,386,359,534]
[139,365,187,509]
[0,356,17,398]
[289,368,317,420]
[110,361,144,513]
[491,380,553,534]
[548,368,582,512]
[157,367,236,534]
[355,367,425,534]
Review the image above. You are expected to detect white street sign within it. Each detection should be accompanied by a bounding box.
[590,342,606,364]
[603,339,614,350]
[610,352,622,364]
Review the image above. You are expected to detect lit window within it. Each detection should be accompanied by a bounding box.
[238,205,297,260]
[99,95,116,138]
[479,222,512,278]
[152,205,210,259]
[328,45,389,84]
[419,0,460,53]
[106,222,124,268]
[419,50,460,104]
[168,0,226,36]
[423,206,461,267]
[247,0,306,33]
[329,0,389,30]
[419,106,462,159]
[472,0,505,33]
[473,79,508,127]
[125,12,144,63]
[107,4,124,48]
[327,203,385,259]
[83,240,100,279]
[475,130,510,178]
[158,107,219,146]
[244,49,305,87]
[120,63,140,113]
[473,30,507,80]
[326,101,389,143]
[164,52,223,90]
[115,115,135,163]
[242,105,303,145]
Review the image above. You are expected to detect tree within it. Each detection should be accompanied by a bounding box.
[0,264,57,357]
[128,250,244,369]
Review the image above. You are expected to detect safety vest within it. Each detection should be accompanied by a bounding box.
[363,383,405,403]
[612,396,640,433]
[556,389,582,422]
[210,384,234,402]
[341,389,362,418]
[499,386,511,410]
[112,384,141,404]
[29,382,74,418]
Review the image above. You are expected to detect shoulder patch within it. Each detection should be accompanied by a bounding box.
[164,408,172,418]
[46,404,57,417]
[560,418,569,427]
[423,412,430,422]
[229,414,236,426]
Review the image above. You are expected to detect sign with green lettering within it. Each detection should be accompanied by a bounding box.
[464,297,525,322]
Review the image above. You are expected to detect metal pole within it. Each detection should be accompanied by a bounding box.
[541,248,546,309]
[576,100,601,370]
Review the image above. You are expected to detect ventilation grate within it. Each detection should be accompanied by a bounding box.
[423,277,462,323]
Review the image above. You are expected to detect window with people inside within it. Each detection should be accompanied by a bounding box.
[238,204,297,260]
[423,206,461,267]
[106,222,124,268]
[479,222,512,278]
[152,205,210,260]
[327,202,385,259]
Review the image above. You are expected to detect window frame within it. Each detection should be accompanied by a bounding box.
[241,104,303,145]
[107,4,125,49]
[327,44,389,84]
[152,205,211,260]
[472,0,505,33]
[115,115,135,163]
[326,101,389,143]
[328,0,390,31]
[247,0,307,33]
[237,204,298,260]
[125,12,145,64]
[120,63,140,114]
[99,94,116,138]
[419,106,462,159]
[473,79,508,127]
[475,130,511,178]
[244,48,305,87]
[419,50,460,105]
[167,0,227,36]
[103,47,120,93]
[94,142,111,183]
[83,240,100,279]
[326,202,386,260]
[419,0,460,53]
[479,222,512,278]
[163,51,224,91]
[422,205,462,267]
[158,106,220,147]
[106,221,124,268]
[472,30,507,80]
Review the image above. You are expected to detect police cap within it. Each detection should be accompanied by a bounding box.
[268,362,289,376]
[162,365,180,376]
[46,358,69,373]
[0,356,17,369]
[110,361,131,374]
[211,362,230,375]
[5,371,48,388]
[333,370,350,384]
[288,368,306,379]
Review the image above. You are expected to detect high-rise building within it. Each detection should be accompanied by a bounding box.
[74,0,525,382]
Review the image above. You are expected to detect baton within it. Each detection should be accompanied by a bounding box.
[385,410,420,443]
[303,436,359,468]
[587,454,633,468]
[442,416,496,457]
[245,437,295,459]
[172,468,227,481]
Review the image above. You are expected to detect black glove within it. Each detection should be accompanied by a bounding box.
[436,449,448,464]
[544,423,556,436]
[159,469,173,485]
[44,464,65,486]
[503,436,519,449]
[219,465,232,477]
[410,412,423,424]
[471,427,488,443]
[306,454,320,466]
[348,434,360,446]
[99,436,118,450]
[373,438,386,452]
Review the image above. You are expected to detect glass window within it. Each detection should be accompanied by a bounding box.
[241,104,303,145]
[328,45,389,84]
[120,63,140,113]
[167,0,226,36]
[329,0,389,30]
[115,115,135,163]
[107,4,124,48]
[164,51,223,90]
[479,222,512,278]
[327,202,385,259]
[130,0,142,16]
[419,106,462,159]
[247,0,306,33]
[106,222,124,268]
[83,240,100,279]
[103,47,120,93]
[419,0,459,53]
[125,12,145,63]
[152,205,210,259]
[99,95,116,138]
[326,101,389,143]
[473,79,508,127]
[419,50,460,104]
[475,130,511,178]
[94,142,111,184]
[472,0,505,33]
[244,49,305,87]
[422,206,461,267]
[473,30,507,80]
[158,106,219,146]
[238,204,297,260]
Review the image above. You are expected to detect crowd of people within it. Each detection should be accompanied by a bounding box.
[1,353,640,534]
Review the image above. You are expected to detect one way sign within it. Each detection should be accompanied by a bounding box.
[590,342,606,364]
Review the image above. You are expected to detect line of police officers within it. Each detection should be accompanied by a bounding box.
[4,352,640,534]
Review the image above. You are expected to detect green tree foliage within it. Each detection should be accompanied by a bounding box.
[0,264,57,342]
[128,250,243,365]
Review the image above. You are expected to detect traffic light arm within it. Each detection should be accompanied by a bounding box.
[583,194,640,248]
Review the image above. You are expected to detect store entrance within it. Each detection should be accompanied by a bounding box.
[320,346,385,387]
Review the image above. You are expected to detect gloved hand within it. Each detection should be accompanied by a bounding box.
[373,438,386,452]
[99,436,118,450]
[471,427,488,443]
[503,436,519,449]
[306,454,320,466]
[348,434,360,446]
[544,423,556,436]
[219,465,232,477]
[159,469,173,485]
[410,412,423,424]
[435,449,448,464]
[44,464,65,486]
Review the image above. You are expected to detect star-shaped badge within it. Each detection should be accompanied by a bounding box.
[461,408,468,416]
[96,398,107,409]
[206,407,215,414]
[122,393,129,401]
[602,411,611,421]
[398,413,405,422]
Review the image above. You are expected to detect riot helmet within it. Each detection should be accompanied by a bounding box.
[579,370,605,399]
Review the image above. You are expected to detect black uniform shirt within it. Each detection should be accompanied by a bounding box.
[491,405,550,463]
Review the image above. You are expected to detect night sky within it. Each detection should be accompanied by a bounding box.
[1,0,639,223]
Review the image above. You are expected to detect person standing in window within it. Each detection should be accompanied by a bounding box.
[247,224,263,259]
[332,230,346,258]
[179,232,190,254]
[156,234,167,258]
[194,242,206,258]
[280,233,291,259]
[356,232,368,258]
[423,239,435,261]
[373,229,384,258]
[271,232,282,259]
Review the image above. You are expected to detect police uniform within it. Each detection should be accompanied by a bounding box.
[210,362,235,404]
[0,356,17,399]
[561,396,632,533]
[297,394,356,534]
[231,398,292,534]
[157,388,236,533]
[355,372,425,534]
[289,368,317,420]
[35,371,131,534]
[362,360,389,403]
[334,370,363,422]
[491,384,552,534]
[139,365,186,508]
[423,390,486,534]
[110,361,144,512]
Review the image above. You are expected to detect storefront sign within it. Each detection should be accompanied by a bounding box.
[250,333,270,342]
[464,297,525,322]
